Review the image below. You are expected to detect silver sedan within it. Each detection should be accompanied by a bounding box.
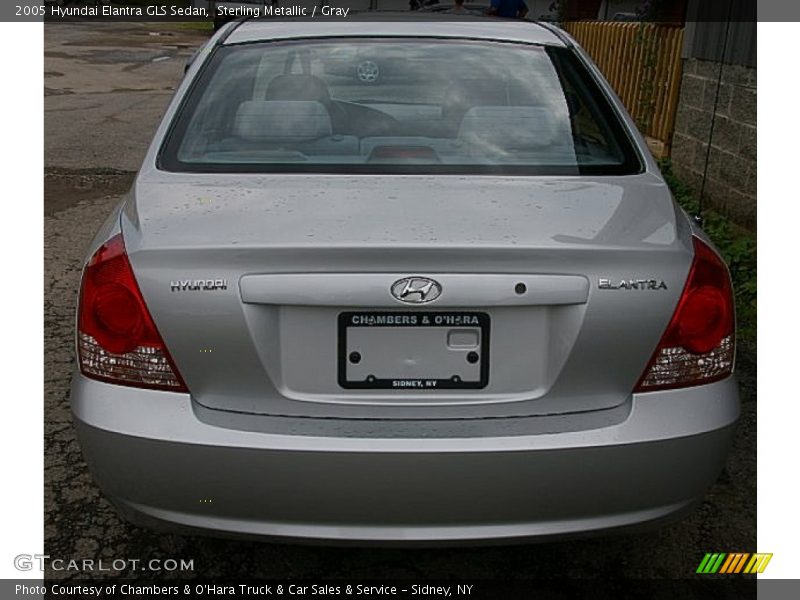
[71,16,738,544]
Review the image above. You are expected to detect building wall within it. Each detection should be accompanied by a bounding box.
[670,5,756,230]
[670,58,756,230]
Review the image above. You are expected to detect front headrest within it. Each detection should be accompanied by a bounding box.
[457,106,557,150]
[233,100,332,143]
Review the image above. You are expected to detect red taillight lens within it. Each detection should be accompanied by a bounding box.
[677,285,729,353]
[634,236,735,392]
[77,234,188,392]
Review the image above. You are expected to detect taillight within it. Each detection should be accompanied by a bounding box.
[77,234,188,392]
[634,236,735,392]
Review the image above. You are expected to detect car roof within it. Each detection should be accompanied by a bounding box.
[224,14,568,47]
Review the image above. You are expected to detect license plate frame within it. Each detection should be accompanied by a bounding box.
[338,311,490,390]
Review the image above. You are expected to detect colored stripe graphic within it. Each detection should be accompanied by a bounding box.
[710,553,727,573]
[696,554,713,573]
[697,553,727,573]
[698,553,772,574]
[719,553,749,574]
[733,553,750,573]
[719,554,736,574]
[743,553,773,574]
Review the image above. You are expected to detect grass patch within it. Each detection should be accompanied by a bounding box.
[660,160,756,343]
[170,21,214,32]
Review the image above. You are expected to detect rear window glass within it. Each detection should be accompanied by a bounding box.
[160,38,641,175]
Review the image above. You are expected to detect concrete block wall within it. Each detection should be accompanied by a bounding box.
[670,58,756,229]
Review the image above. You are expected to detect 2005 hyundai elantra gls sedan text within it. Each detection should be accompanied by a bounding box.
[71,16,739,543]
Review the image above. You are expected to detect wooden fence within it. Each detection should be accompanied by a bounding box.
[562,22,684,157]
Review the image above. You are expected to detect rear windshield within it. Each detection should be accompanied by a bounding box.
[160,38,642,175]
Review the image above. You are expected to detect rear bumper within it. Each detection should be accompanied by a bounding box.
[71,374,739,543]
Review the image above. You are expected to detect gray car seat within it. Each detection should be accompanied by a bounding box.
[221,100,358,157]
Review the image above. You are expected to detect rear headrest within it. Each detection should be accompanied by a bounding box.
[233,100,332,143]
[265,74,331,105]
[443,80,543,120]
[457,106,557,150]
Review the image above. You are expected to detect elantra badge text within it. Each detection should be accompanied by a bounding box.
[598,278,667,290]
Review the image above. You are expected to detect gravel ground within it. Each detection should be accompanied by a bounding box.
[43,21,756,583]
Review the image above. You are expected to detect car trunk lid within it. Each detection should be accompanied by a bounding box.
[122,172,692,419]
